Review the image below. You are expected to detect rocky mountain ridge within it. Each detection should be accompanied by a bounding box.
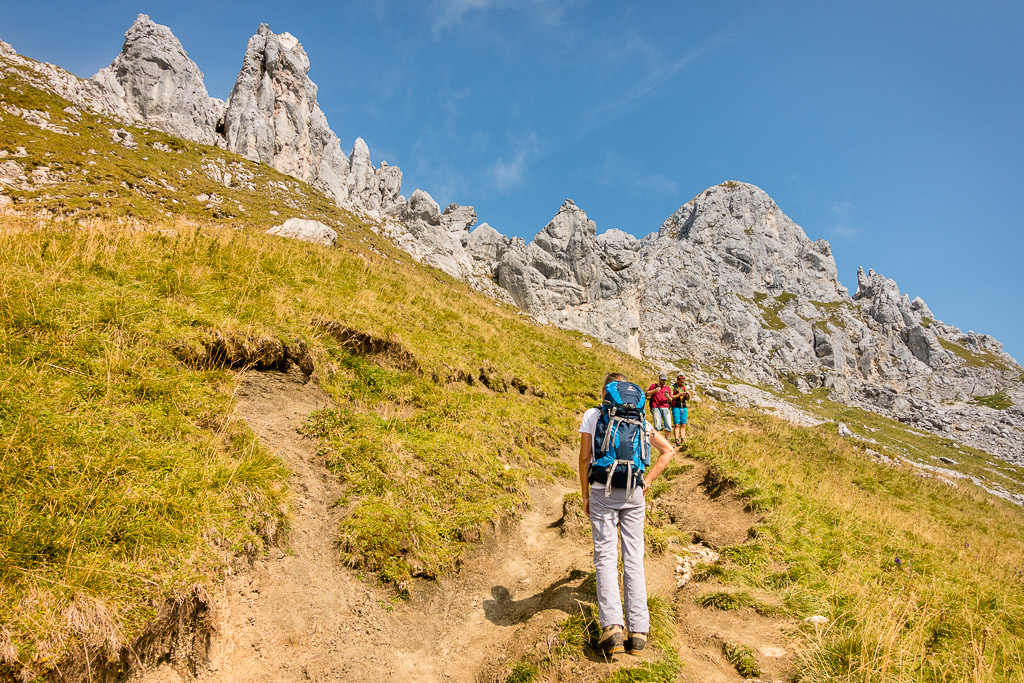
[464,182,1023,462]
[0,15,402,214]
[370,180,1023,462]
[2,16,1021,463]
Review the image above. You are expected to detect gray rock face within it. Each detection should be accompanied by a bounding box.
[493,183,852,367]
[493,199,642,353]
[221,25,402,214]
[440,203,477,236]
[466,222,509,266]
[222,25,351,203]
[266,218,337,247]
[87,15,225,146]
[454,181,1022,462]
[346,137,402,212]
[381,190,476,280]
[5,17,406,217]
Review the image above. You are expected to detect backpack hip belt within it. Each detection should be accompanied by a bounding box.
[604,458,641,497]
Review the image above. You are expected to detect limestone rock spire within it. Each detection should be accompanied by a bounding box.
[88,14,225,146]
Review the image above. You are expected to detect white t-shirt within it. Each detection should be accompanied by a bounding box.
[579,407,654,489]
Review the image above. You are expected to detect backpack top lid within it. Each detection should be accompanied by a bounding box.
[603,380,646,414]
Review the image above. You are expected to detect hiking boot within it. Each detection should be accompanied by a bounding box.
[626,632,647,654]
[598,624,625,657]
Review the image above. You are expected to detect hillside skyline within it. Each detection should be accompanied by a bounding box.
[3,0,1022,361]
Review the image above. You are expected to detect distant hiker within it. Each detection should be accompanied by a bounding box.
[671,372,689,446]
[579,373,677,658]
[646,372,673,435]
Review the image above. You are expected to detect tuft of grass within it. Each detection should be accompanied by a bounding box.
[693,589,780,616]
[504,661,540,683]
[971,392,1013,410]
[938,337,1013,371]
[646,594,676,650]
[722,641,761,678]
[691,561,738,583]
[645,524,686,555]
[606,652,683,682]
[552,461,574,479]
[553,604,600,658]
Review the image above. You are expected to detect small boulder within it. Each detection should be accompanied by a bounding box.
[109,127,138,149]
[266,218,337,247]
[705,386,736,403]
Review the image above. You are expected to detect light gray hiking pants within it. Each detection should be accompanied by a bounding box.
[589,486,649,633]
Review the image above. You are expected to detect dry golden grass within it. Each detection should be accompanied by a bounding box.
[685,403,1024,682]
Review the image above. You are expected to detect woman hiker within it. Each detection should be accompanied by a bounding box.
[578,372,677,657]
[670,372,689,446]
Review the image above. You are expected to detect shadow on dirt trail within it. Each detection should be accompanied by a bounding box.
[483,574,589,626]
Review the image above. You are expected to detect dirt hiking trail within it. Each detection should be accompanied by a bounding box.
[139,369,793,682]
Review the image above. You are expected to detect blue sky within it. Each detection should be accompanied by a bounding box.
[5,1,1023,361]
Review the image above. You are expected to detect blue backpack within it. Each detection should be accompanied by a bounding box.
[589,381,651,495]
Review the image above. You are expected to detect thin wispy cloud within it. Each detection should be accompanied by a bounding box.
[564,28,739,149]
[488,132,539,192]
[597,151,677,197]
[429,0,579,36]
[828,200,859,239]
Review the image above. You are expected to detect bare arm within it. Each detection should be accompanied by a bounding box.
[579,435,592,516]
[642,430,677,494]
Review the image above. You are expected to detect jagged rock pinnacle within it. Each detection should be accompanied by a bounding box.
[88,14,225,146]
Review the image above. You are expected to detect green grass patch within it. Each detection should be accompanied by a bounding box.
[971,392,1013,410]
[938,337,1013,371]
[0,68,348,228]
[722,641,761,678]
[771,382,1024,499]
[504,661,540,683]
[809,299,854,331]
[747,292,789,330]
[606,652,683,682]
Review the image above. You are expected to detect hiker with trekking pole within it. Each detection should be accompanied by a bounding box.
[578,372,677,658]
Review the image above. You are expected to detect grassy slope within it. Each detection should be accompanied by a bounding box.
[0,68,646,676]
[3,55,1024,683]
[773,384,1024,501]
[682,403,1024,682]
